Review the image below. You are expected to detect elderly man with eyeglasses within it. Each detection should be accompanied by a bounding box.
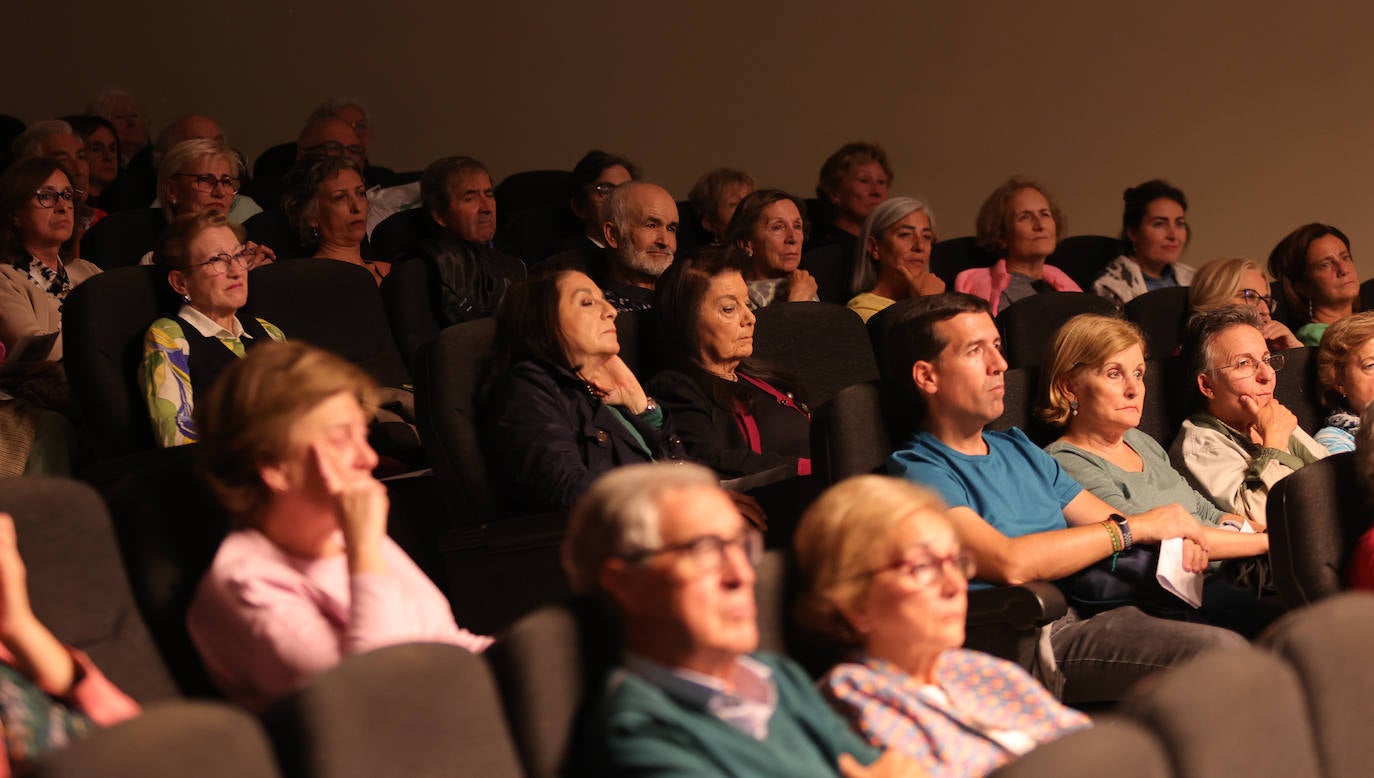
[562,463,919,777]
[1170,305,1327,527]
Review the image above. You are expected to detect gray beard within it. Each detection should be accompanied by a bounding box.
[619,246,673,279]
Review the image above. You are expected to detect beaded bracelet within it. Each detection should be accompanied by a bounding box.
[1100,519,1122,553]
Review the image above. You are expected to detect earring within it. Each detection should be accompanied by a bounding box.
[311,226,319,241]
[182,294,192,304]
[1307,298,1315,320]
[1069,399,1079,416]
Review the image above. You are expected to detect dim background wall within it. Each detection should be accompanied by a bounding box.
[5,1,1373,272]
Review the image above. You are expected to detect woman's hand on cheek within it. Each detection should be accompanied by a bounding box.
[584,355,648,413]
[309,443,389,573]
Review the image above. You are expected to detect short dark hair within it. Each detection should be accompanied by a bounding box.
[421,156,489,223]
[492,263,582,376]
[568,149,640,206]
[0,157,77,262]
[1121,179,1187,252]
[1267,223,1354,322]
[815,142,893,201]
[723,189,809,249]
[60,113,119,149]
[1180,305,1266,385]
[655,243,750,371]
[883,293,992,407]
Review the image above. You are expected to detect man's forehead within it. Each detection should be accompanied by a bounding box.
[936,311,996,348]
[654,485,740,540]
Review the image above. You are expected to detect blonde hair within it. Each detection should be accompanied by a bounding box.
[1317,311,1374,409]
[793,475,949,651]
[195,342,378,524]
[1189,257,1265,312]
[157,138,243,219]
[1038,314,1146,427]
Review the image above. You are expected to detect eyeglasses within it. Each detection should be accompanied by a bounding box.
[1213,352,1285,379]
[33,187,85,208]
[174,173,241,194]
[301,141,366,159]
[344,119,369,133]
[192,245,258,276]
[1236,288,1278,314]
[590,182,620,198]
[863,549,976,588]
[622,529,763,576]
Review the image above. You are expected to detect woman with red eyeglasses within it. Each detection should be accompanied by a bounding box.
[0,158,102,363]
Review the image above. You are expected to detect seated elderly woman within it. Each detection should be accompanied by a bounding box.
[481,264,684,515]
[562,463,917,777]
[0,158,101,362]
[1093,179,1196,306]
[810,142,893,257]
[187,341,489,712]
[1268,223,1361,346]
[414,156,526,324]
[955,176,1080,315]
[648,245,811,479]
[724,189,817,309]
[1190,257,1301,352]
[158,137,262,226]
[140,210,285,448]
[1169,306,1327,527]
[1040,314,1273,630]
[688,167,755,244]
[794,475,1088,777]
[281,156,387,283]
[0,511,140,771]
[1313,311,1374,453]
[847,197,946,323]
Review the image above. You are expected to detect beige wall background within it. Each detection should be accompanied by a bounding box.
[6,1,1373,272]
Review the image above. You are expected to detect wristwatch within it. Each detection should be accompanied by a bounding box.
[1110,513,1134,551]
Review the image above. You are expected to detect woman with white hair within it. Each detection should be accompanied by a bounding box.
[846,197,945,323]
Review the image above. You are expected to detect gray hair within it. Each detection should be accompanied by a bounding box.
[11,120,76,161]
[561,463,719,595]
[850,196,936,296]
[1182,305,1267,381]
[307,97,370,125]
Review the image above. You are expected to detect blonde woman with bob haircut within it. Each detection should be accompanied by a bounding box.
[1189,257,1300,351]
[187,341,489,712]
[1313,311,1374,453]
[794,475,1088,777]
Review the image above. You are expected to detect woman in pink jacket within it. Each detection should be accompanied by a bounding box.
[955,176,1079,315]
[187,341,490,712]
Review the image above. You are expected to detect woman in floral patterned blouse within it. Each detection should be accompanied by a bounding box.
[794,476,1089,777]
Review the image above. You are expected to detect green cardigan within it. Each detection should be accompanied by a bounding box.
[581,652,879,776]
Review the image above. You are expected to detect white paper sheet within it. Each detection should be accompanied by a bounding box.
[1156,537,1204,608]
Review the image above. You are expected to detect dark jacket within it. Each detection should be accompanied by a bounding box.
[483,360,685,514]
[648,368,810,479]
[419,237,526,326]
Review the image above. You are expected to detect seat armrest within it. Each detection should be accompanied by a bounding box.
[967,582,1067,631]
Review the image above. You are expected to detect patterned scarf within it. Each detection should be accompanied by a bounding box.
[11,255,73,314]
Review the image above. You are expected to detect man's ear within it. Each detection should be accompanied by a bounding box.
[430,208,449,230]
[603,220,620,249]
[912,359,939,395]
[1196,371,1216,401]
[570,195,587,222]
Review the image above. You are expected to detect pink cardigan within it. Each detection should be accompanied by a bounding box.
[953,260,1081,316]
[187,529,492,712]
